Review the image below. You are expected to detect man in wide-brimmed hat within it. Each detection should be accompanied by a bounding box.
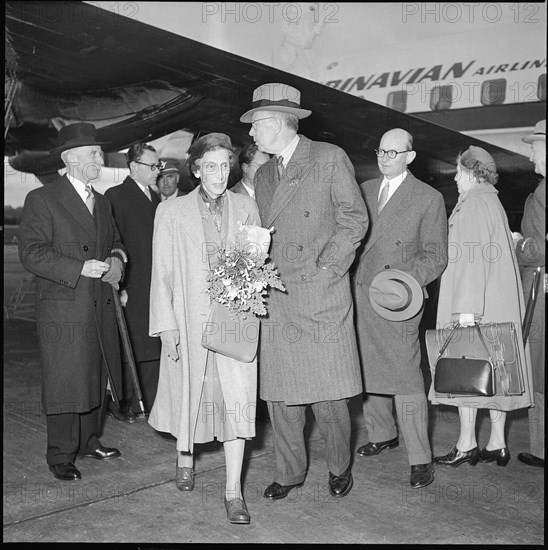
[18,122,126,481]
[352,128,448,489]
[515,120,546,468]
[241,83,368,500]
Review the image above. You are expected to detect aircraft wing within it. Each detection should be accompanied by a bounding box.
[5,0,538,214]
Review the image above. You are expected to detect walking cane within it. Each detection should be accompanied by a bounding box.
[112,287,147,416]
[522,267,541,344]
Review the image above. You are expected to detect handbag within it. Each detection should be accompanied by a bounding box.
[201,300,259,363]
[426,322,525,397]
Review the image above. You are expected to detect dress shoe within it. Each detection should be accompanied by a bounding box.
[49,462,81,481]
[434,445,480,467]
[263,481,303,500]
[356,436,399,456]
[328,467,353,498]
[410,463,434,489]
[107,409,136,424]
[78,445,121,460]
[479,447,510,467]
[517,452,544,468]
[175,465,195,491]
[224,497,250,524]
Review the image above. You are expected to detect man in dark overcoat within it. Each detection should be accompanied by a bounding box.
[515,119,545,468]
[105,143,162,417]
[240,83,368,500]
[18,123,126,481]
[353,128,448,489]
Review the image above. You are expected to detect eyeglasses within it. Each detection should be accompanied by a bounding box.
[375,149,411,159]
[251,116,277,129]
[135,161,165,171]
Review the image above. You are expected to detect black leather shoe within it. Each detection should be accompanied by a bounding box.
[328,467,353,498]
[263,481,303,500]
[175,465,195,491]
[479,447,510,467]
[78,445,121,460]
[517,452,544,468]
[356,436,399,456]
[410,463,434,489]
[49,462,81,481]
[434,445,480,467]
[107,409,136,424]
[224,497,250,524]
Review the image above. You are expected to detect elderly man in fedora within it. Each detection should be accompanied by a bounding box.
[514,120,546,468]
[240,83,368,499]
[352,128,448,489]
[19,122,126,481]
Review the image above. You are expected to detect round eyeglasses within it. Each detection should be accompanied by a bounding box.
[135,161,165,172]
[375,149,411,159]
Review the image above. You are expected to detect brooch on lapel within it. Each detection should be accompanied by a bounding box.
[288,178,300,187]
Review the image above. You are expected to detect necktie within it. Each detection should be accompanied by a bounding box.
[84,184,95,216]
[378,181,390,214]
[144,186,152,201]
[276,155,284,182]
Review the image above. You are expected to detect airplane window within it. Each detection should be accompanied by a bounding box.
[387,91,407,113]
[481,79,506,106]
[538,74,546,101]
[430,85,453,111]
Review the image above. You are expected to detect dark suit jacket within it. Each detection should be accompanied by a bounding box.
[105,177,161,362]
[231,180,254,199]
[353,172,448,394]
[19,175,125,413]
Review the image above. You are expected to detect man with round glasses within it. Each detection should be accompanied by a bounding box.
[353,128,448,489]
[105,143,162,421]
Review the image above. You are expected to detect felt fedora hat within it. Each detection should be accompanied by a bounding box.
[50,123,108,157]
[240,83,312,123]
[369,269,424,322]
[522,119,546,143]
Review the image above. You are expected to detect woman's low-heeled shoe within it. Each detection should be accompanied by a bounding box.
[224,497,250,524]
[434,445,480,467]
[175,465,195,491]
[479,447,510,467]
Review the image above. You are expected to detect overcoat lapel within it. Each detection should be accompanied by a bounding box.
[57,175,97,238]
[362,174,414,257]
[123,177,159,212]
[266,136,311,228]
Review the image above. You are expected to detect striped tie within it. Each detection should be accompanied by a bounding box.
[84,184,95,216]
[276,155,284,182]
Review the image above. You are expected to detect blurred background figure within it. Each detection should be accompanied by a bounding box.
[514,120,546,468]
[231,144,270,200]
[157,159,185,200]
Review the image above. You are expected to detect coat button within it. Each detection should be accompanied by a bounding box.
[94,300,98,307]
[304,211,310,217]
[449,223,453,228]
[83,245,88,251]
[106,299,112,305]
[297,245,303,251]
[384,264,391,269]
[301,275,306,281]
[396,240,402,246]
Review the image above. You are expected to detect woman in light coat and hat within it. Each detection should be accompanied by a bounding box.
[430,146,534,467]
[148,133,262,524]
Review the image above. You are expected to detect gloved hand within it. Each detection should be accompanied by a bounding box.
[101,256,123,290]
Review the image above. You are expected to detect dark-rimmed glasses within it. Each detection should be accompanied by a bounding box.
[135,161,164,171]
[375,149,411,159]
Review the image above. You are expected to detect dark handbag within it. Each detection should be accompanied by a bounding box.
[426,322,525,397]
[201,300,259,363]
[430,323,495,397]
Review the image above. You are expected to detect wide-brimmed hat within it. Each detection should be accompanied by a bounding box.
[240,83,312,123]
[49,123,108,157]
[159,159,179,176]
[369,269,424,321]
[522,120,546,143]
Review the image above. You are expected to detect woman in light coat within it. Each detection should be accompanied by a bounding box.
[148,133,261,524]
[429,146,533,468]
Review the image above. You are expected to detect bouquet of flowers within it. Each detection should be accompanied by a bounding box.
[205,222,285,320]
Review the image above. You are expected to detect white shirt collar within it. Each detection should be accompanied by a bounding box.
[66,172,91,203]
[278,135,300,168]
[133,178,151,199]
[379,170,407,201]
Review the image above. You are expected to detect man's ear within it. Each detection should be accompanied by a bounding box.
[405,150,417,165]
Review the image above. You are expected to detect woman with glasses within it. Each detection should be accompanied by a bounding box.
[429,146,533,468]
[148,133,261,524]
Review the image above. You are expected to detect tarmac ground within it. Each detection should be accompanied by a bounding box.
[3,244,544,544]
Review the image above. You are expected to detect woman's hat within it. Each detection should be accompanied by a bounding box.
[369,269,424,321]
[187,133,233,173]
[49,123,108,157]
[522,120,546,143]
[240,83,312,123]
[460,146,497,173]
